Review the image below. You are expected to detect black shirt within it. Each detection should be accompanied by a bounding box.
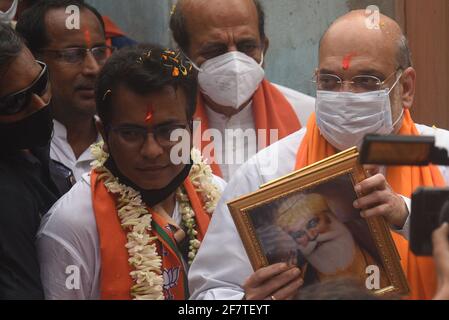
[0,147,71,300]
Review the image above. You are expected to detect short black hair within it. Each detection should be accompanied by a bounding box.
[96,44,198,128]
[15,0,105,54]
[170,0,266,53]
[0,24,24,76]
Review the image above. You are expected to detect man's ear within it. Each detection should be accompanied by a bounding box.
[95,118,109,153]
[401,67,416,110]
[263,36,270,56]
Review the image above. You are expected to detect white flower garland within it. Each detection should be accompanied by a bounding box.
[90,142,220,300]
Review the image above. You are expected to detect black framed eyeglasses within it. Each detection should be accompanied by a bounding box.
[109,123,190,148]
[0,60,49,116]
[40,46,115,65]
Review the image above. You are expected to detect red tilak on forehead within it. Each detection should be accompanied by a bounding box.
[342,53,357,71]
[84,29,92,48]
[145,104,153,123]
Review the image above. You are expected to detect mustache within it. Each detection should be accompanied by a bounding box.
[74,79,96,91]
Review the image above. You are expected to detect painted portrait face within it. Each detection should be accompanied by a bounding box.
[276,193,356,274]
[287,210,332,250]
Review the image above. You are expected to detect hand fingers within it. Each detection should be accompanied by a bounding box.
[354,190,385,210]
[360,203,392,219]
[246,267,301,300]
[257,267,301,300]
[363,165,380,177]
[270,275,304,300]
[433,223,449,258]
[245,263,290,288]
[355,174,387,196]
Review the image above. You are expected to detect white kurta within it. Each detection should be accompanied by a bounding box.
[36,172,227,300]
[50,120,102,182]
[205,83,315,181]
[188,124,449,300]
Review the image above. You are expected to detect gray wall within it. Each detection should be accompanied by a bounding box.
[86,0,395,96]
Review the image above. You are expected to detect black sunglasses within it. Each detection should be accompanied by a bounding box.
[0,60,49,116]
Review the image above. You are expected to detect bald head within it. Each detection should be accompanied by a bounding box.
[316,10,417,135]
[170,0,265,53]
[320,10,411,70]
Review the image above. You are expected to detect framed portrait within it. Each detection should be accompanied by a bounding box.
[227,149,409,296]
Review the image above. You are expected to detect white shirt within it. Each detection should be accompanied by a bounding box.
[36,172,227,300]
[50,120,102,182]
[188,124,449,300]
[205,83,315,181]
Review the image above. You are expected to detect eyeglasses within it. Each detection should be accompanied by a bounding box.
[40,46,115,65]
[109,124,190,148]
[312,69,402,93]
[0,60,49,116]
[289,217,321,240]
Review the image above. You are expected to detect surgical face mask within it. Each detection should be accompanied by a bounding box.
[0,0,18,24]
[190,51,265,109]
[316,74,403,151]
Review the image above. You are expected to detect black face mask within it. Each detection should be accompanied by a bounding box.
[104,154,193,207]
[0,105,53,151]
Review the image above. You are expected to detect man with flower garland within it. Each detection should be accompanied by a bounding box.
[36,45,226,300]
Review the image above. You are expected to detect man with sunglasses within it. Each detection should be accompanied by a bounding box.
[0,24,71,299]
[16,0,112,182]
[188,11,449,300]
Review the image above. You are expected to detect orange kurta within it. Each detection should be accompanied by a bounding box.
[195,79,302,177]
[295,110,445,299]
[90,170,211,300]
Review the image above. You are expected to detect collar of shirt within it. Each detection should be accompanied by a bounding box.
[204,103,256,181]
[205,102,254,130]
[51,119,102,182]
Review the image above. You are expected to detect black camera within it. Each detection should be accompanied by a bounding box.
[360,134,449,256]
[410,188,449,256]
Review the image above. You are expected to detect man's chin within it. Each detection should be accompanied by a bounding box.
[132,173,175,191]
[74,102,97,116]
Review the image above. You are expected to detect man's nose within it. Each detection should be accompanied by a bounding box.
[82,51,101,76]
[338,81,358,93]
[306,229,318,241]
[227,45,238,52]
[140,134,164,159]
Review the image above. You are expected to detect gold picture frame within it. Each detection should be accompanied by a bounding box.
[227,148,409,297]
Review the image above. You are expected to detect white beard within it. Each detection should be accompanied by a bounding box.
[299,215,355,275]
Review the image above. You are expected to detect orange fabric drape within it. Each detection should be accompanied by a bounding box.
[195,79,302,177]
[102,16,126,38]
[295,110,445,300]
[103,16,126,48]
[90,170,211,300]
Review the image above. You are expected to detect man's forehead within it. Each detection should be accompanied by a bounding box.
[319,55,395,74]
[44,7,104,46]
[0,0,14,12]
[183,0,259,36]
[111,85,187,120]
[319,13,400,66]
[0,48,40,96]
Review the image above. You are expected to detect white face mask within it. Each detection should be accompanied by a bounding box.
[316,74,403,151]
[0,0,18,24]
[190,51,265,109]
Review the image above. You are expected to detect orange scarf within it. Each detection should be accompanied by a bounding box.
[90,170,211,300]
[195,79,302,177]
[295,110,445,300]
[103,16,126,48]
